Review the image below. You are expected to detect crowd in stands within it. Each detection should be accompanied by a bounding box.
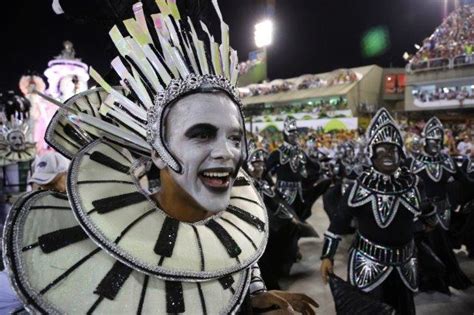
[414,86,474,103]
[250,127,361,155]
[250,118,474,157]
[247,98,349,121]
[238,58,262,76]
[239,69,358,98]
[409,5,474,69]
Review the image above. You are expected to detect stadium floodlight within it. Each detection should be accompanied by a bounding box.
[414,44,421,50]
[254,19,274,48]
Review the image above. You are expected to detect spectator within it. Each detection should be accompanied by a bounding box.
[457,134,473,155]
[29,152,69,192]
[410,5,474,70]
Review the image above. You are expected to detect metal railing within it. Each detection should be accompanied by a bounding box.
[407,54,474,73]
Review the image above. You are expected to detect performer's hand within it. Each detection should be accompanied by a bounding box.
[320,258,333,285]
[251,290,319,314]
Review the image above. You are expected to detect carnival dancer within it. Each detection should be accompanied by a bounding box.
[406,134,423,159]
[322,141,366,235]
[450,154,474,259]
[320,108,435,315]
[245,142,318,290]
[0,115,35,225]
[3,1,318,314]
[265,117,327,221]
[408,117,472,290]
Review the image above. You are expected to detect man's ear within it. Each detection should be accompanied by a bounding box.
[151,150,167,170]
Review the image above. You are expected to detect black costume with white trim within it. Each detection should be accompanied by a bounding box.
[244,145,300,290]
[408,117,472,291]
[323,141,367,234]
[450,157,474,258]
[321,108,433,315]
[265,117,322,221]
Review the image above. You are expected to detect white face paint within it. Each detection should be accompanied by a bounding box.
[154,92,244,213]
[7,130,26,151]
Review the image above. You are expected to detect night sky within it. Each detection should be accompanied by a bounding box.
[0,0,452,92]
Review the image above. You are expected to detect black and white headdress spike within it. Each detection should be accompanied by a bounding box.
[422,117,444,141]
[1,116,30,141]
[58,0,247,174]
[283,116,298,136]
[366,108,404,159]
[366,108,395,140]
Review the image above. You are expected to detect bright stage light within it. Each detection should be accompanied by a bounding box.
[254,19,274,48]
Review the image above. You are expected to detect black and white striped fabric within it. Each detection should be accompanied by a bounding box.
[66,139,268,280]
[3,191,252,314]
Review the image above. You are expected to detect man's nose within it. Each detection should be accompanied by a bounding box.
[211,138,234,160]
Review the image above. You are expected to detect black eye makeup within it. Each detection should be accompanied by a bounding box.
[184,123,218,140]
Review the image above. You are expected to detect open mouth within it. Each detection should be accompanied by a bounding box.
[382,159,394,166]
[198,168,234,192]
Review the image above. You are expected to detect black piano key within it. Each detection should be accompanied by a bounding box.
[91,192,147,214]
[94,261,133,300]
[226,205,265,232]
[233,177,250,187]
[165,281,185,314]
[205,220,242,258]
[217,275,235,290]
[89,151,130,173]
[154,217,180,257]
[38,226,88,253]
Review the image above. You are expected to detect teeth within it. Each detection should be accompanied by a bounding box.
[202,171,230,178]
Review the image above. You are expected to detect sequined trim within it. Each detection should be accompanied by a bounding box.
[411,153,456,182]
[277,143,308,176]
[67,139,268,281]
[396,258,418,292]
[3,191,254,314]
[348,248,393,292]
[321,232,341,260]
[348,169,421,228]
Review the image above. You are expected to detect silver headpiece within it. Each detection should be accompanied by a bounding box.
[0,117,34,156]
[422,117,444,141]
[283,116,298,135]
[247,140,268,164]
[366,108,404,158]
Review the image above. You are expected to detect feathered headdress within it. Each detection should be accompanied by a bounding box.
[44,0,246,173]
[0,116,35,164]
